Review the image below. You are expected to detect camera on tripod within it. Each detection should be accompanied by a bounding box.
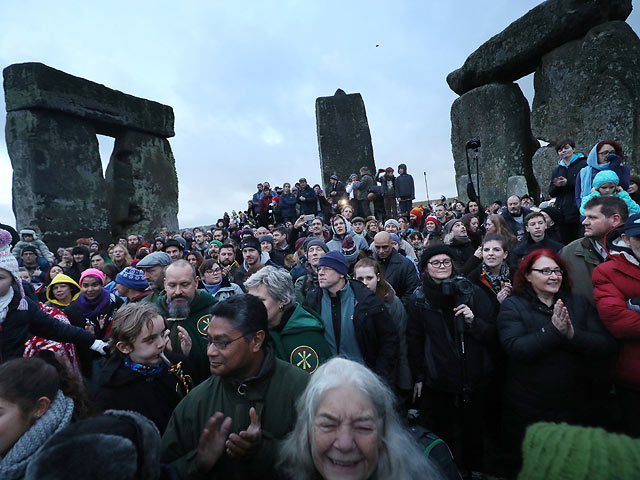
[466,138,481,150]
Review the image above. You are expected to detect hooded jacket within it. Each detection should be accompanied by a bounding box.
[395,163,415,199]
[326,215,370,253]
[11,229,55,263]
[45,274,80,308]
[575,144,630,207]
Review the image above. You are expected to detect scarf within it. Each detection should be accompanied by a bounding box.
[0,287,14,324]
[579,144,616,200]
[202,281,222,295]
[481,261,510,294]
[0,391,74,480]
[75,289,111,318]
[124,357,166,377]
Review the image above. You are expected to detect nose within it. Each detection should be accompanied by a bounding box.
[333,425,356,451]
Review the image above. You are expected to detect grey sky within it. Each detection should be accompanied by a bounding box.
[1,1,638,229]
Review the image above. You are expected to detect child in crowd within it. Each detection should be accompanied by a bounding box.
[94,302,193,434]
[11,228,55,263]
[580,170,640,216]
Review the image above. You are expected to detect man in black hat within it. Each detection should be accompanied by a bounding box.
[232,236,276,288]
[328,174,347,205]
[17,245,50,285]
[163,239,184,262]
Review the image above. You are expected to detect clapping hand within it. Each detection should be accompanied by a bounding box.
[551,299,573,339]
[226,407,262,459]
[196,412,233,473]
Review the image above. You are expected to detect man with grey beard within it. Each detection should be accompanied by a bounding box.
[151,259,217,382]
[138,251,172,303]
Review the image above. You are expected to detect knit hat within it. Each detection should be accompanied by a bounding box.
[21,245,38,255]
[623,213,640,237]
[341,235,359,263]
[240,236,261,252]
[390,233,401,244]
[135,251,171,268]
[0,228,28,311]
[163,239,184,251]
[209,240,223,247]
[443,218,464,236]
[519,422,640,480]
[240,227,254,237]
[330,174,339,181]
[259,234,274,246]
[541,206,564,226]
[318,250,349,276]
[419,245,457,272]
[79,268,105,286]
[410,207,423,224]
[384,219,400,230]
[115,267,149,291]
[305,238,329,253]
[593,170,620,189]
[424,215,439,227]
[295,237,306,251]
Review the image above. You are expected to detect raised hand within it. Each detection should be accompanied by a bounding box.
[196,412,232,473]
[226,407,262,459]
[177,326,192,356]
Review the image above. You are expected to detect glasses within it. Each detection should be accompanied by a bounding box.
[598,150,616,156]
[208,335,245,350]
[429,259,452,268]
[531,268,563,276]
[205,269,221,275]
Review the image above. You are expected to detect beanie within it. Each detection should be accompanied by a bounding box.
[259,234,274,246]
[384,219,400,230]
[318,251,349,276]
[294,237,306,251]
[425,215,439,227]
[341,235,359,263]
[390,233,401,244]
[519,422,640,480]
[305,238,329,253]
[79,268,105,286]
[419,245,457,272]
[0,228,28,312]
[240,236,261,252]
[21,245,38,255]
[209,240,223,247]
[443,218,464,236]
[410,207,423,224]
[592,170,619,189]
[115,267,149,292]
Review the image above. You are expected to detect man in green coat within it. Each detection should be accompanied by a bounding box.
[152,259,217,382]
[160,295,309,479]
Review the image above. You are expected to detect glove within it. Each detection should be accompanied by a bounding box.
[627,296,640,313]
[90,339,110,355]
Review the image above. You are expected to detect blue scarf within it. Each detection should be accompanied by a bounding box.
[579,144,615,201]
[124,357,166,377]
[202,281,222,295]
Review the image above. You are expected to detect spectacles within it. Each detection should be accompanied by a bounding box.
[429,259,452,268]
[208,335,245,350]
[598,150,616,156]
[204,269,221,274]
[531,268,563,276]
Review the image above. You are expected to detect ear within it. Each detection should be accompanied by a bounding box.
[32,396,51,420]
[251,330,266,352]
[116,341,133,355]
[621,233,631,246]
[524,272,532,284]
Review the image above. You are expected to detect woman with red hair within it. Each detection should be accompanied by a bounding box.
[496,249,616,475]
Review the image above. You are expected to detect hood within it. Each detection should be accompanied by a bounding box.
[20,228,37,239]
[331,214,353,237]
[398,163,407,172]
[586,143,622,170]
[607,234,639,266]
[281,303,324,334]
[46,273,81,305]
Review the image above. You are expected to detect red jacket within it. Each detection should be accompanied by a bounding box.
[592,250,640,389]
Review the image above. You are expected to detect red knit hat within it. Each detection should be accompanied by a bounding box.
[425,215,439,227]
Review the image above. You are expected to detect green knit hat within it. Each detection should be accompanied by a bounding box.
[519,422,640,480]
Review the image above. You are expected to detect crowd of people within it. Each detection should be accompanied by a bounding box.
[1,140,640,479]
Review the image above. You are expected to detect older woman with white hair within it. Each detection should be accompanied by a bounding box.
[245,266,332,374]
[278,357,445,479]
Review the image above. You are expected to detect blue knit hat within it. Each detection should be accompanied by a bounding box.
[318,250,349,276]
[115,267,149,291]
[592,170,619,189]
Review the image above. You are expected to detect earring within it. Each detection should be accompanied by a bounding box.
[279,304,285,311]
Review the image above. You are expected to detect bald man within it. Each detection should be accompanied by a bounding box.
[373,232,420,305]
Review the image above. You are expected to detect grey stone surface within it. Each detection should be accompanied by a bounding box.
[5,110,111,249]
[105,131,179,239]
[531,21,640,175]
[447,0,632,95]
[451,83,540,205]
[3,62,174,137]
[316,89,376,189]
[455,174,478,204]
[507,176,530,198]
[531,145,560,200]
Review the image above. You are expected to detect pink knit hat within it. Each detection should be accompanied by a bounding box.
[79,268,105,286]
[0,229,28,310]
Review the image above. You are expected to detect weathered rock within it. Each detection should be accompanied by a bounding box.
[105,131,179,239]
[531,145,560,199]
[507,176,530,198]
[447,0,632,95]
[531,21,640,175]
[5,110,111,249]
[316,89,376,189]
[451,83,540,204]
[3,62,174,137]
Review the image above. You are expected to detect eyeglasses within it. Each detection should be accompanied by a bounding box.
[598,150,616,156]
[531,268,563,276]
[208,335,245,350]
[204,269,222,275]
[429,259,452,268]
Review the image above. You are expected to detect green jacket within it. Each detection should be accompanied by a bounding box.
[559,237,604,306]
[152,290,217,383]
[270,303,332,374]
[160,349,309,480]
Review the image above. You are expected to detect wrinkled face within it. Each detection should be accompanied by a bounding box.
[451,222,467,237]
[598,181,617,196]
[49,265,63,279]
[485,219,496,234]
[354,266,378,293]
[318,266,343,290]
[526,217,546,240]
[21,251,37,266]
[435,206,446,218]
[0,397,35,456]
[91,255,105,269]
[0,269,13,297]
[308,246,326,267]
[261,241,273,253]
[52,283,72,303]
[219,248,235,266]
[425,254,452,283]
[525,256,563,297]
[81,276,103,301]
[311,219,324,234]
[125,315,167,365]
[164,265,197,305]
[425,220,437,231]
[242,247,260,266]
[351,221,364,234]
[342,206,353,220]
[165,246,182,261]
[384,223,398,234]
[597,143,617,165]
[482,240,507,268]
[206,316,260,378]
[507,196,521,215]
[582,206,616,239]
[374,238,393,259]
[557,144,575,160]
[246,284,282,328]
[311,385,380,480]
[142,265,166,291]
[202,263,223,285]
[333,217,347,236]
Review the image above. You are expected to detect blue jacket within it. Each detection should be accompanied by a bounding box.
[278,192,298,219]
[395,164,415,199]
[575,145,630,207]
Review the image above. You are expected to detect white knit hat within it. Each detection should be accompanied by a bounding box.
[0,228,28,311]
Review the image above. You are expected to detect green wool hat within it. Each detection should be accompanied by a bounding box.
[519,422,640,480]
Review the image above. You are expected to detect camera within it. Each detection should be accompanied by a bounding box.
[441,276,474,307]
[466,138,481,150]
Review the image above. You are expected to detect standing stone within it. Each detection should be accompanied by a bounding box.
[531,145,562,200]
[316,89,376,189]
[5,110,110,248]
[531,21,640,175]
[446,0,632,95]
[105,131,179,239]
[451,83,540,204]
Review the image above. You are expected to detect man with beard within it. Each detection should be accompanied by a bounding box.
[501,195,532,242]
[232,237,274,287]
[218,243,240,280]
[152,260,217,382]
[138,251,172,303]
[127,233,143,257]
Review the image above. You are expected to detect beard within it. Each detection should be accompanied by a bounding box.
[168,298,191,318]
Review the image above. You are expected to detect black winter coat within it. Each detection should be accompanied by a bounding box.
[549,155,586,224]
[0,285,95,363]
[497,292,616,422]
[303,279,399,386]
[509,235,564,271]
[406,279,497,393]
[377,249,420,306]
[297,185,318,215]
[395,168,415,199]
